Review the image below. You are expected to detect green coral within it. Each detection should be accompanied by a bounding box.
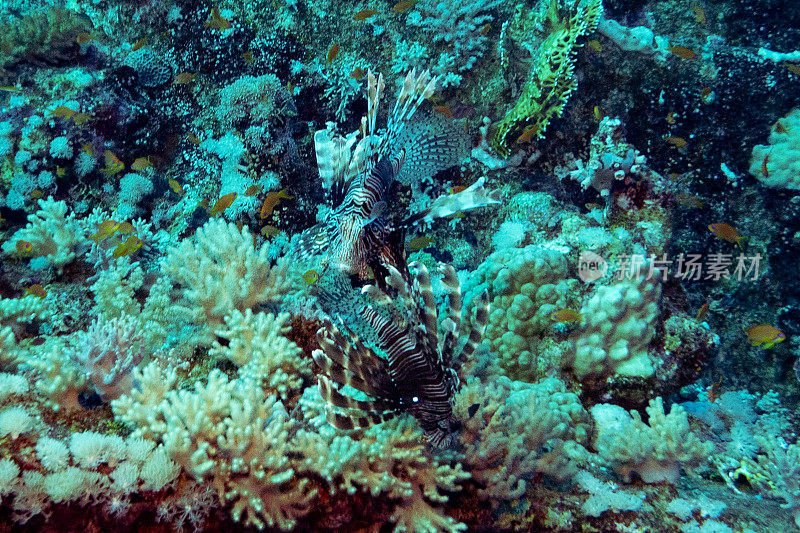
[490,0,602,156]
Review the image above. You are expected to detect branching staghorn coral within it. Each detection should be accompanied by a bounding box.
[490,0,603,156]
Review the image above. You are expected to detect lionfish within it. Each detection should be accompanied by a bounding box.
[313,261,489,447]
[298,68,501,281]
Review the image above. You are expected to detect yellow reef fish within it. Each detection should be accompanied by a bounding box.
[30,189,43,199]
[668,45,697,60]
[327,43,340,63]
[15,240,33,256]
[205,7,231,30]
[261,225,280,238]
[692,6,706,24]
[173,72,196,84]
[449,185,466,195]
[131,37,147,51]
[516,125,537,144]
[353,9,377,20]
[168,178,183,195]
[302,269,319,284]
[81,142,94,155]
[775,121,789,134]
[551,308,583,323]
[696,302,709,321]
[101,150,124,176]
[187,132,202,145]
[209,192,237,216]
[708,222,745,248]
[744,324,786,349]
[76,32,97,44]
[260,189,292,219]
[350,67,365,80]
[665,136,687,148]
[585,202,602,211]
[784,62,800,75]
[406,235,432,251]
[479,23,490,36]
[90,219,120,243]
[244,184,261,196]
[392,0,415,12]
[56,166,66,177]
[587,39,602,52]
[130,156,152,171]
[112,235,143,258]
[116,221,134,234]
[433,105,454,119]
[24,284,47,298]
[675,193,704,208]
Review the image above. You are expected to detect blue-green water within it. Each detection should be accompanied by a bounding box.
[0,0,798,531]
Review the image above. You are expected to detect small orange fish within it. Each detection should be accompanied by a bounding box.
[244,184,261,196]
[260,189,292,219]
[243,50,254,64]
[696,302,710,321]
[76,32,96,44]
[15,240,33,256]
[173,72,196,84]
[131,37,147,51]
[116,222,135,234]
[479,23,490,36]
[187,132,202,145]
[551,308,583,323]
[112,235,143,259]
[261,225,280,237]
[56,166,66,177]
[433,105,454,119]
[585,202,603,211]
[706,380,721,403]
[668,45,697,60]
[327,43,340,63]
[775,122,789,134]
[350,67,365,80]
[91,219,120,243]
[516,125,537,144]
[24,284,47,298]
[205,7,231,30]
[210,192,237,216]
[168,178,184,195]
[700,86,712,99]
[406,235,432,251]
[744,324,786,349]
[449,185,466,194]
[761,153,770,179]
[353,9,377,20]
[785,62,800,75]
[665,135,687,147]
[101,150,124,176]
[30,189,43,199]
[708,222,745,248]
[392,0,415,13]
[692,6,706,24]
[131,156,152,171]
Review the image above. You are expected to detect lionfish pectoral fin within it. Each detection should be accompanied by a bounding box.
[297,223,329,258]
[422,176,502,224]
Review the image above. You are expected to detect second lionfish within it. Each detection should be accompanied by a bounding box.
[313,261,489,447]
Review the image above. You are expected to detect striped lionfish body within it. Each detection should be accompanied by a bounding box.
[312,262,490,447]
[298,69,499,280]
